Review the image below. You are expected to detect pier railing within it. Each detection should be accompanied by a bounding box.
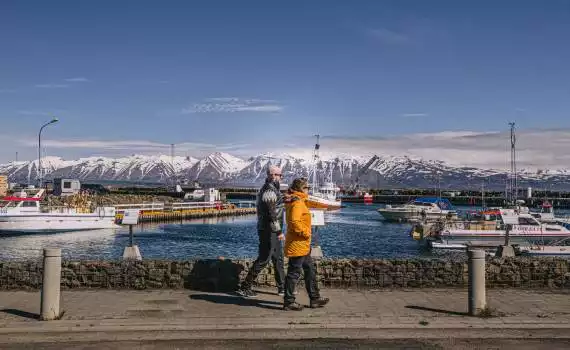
[114,202,165,213]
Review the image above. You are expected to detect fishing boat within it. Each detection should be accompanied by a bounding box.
[0,189,119,233]
[378,197,458,222]
[306,135,342,211]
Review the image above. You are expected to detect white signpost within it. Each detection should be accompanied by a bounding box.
[122,209,142,261]
[310,209,325,260]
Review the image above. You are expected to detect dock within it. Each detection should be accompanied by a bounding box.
[114,201,256,223]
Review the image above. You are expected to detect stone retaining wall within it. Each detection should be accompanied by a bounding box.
[0,257,569,291]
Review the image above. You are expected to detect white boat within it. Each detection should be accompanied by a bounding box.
[518,245,570,257]
[307,135,342,211]
[0,190,119,233]
[308,182,342,211]
[378,197,458,222]
[428,209,570,247]
[184,189,205,201]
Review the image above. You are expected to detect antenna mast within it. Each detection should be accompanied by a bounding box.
[509,122,517,204]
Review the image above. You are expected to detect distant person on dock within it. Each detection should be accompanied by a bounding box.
[236,165,286,298]
[283,178,329,311]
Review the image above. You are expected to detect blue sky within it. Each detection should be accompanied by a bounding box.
[1,0,570,168]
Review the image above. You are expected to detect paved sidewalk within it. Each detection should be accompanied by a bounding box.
[0,288,569,344]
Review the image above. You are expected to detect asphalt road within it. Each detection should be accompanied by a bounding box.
[2,339,570,350]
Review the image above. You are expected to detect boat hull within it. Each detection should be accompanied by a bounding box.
[0,211,119,233]
[307,196,342,211]
[437,230,570,247]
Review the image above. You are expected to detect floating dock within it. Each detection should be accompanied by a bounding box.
[114,201,256,224]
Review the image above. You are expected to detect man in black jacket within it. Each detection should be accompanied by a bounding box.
[237,165,285,298]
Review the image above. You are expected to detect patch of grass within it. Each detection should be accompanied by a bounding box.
[419,320,430,326]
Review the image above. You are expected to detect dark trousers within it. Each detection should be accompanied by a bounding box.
[242,230,285,290]
[284,253,320,304]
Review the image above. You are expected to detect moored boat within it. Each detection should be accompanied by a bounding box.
[412,208,570,249]
[0,189,119,233]
[378,197,458,222]
[307,135,342,211]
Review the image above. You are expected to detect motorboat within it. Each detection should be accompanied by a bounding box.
[378,197,458,222]
[413,208,570,248]
[0,189,119,233]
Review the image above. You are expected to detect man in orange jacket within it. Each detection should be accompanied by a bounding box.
[283,178,329,311]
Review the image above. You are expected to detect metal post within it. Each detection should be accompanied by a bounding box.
[504,224,511,246]
[468,249,486,316]
[129,224,134,247]
[40,248,62,321]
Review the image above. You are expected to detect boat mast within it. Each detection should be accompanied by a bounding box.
[312,134,320,192]
[481,181,485,209]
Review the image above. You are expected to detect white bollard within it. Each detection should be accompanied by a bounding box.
[467,249,487,316]
[40,248,62,321]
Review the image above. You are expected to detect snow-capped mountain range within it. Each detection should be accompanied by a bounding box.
[1,152,570,190]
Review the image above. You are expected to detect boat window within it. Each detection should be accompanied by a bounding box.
[518,217,539,226]
[22,201,38,207]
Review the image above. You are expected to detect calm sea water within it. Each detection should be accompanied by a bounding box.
[3,203,559,261]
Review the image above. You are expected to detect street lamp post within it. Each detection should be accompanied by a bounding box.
[38,117,59,187]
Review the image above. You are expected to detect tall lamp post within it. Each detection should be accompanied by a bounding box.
[38,117,59,187]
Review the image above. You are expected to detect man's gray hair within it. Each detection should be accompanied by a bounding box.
[267,165,282,176]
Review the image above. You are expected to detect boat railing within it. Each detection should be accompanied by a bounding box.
[39,206,93,214]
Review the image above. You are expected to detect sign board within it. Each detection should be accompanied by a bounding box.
[310,209,325,227]
[122,209,140,225]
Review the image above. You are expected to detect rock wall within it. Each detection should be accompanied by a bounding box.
[0,257,569,291]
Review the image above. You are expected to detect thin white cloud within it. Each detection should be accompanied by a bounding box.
[64,77,90,82]
[17,110,59,116]
[182,97,283,114]
[16,137,248,156]
[0,88,18,93]
[402,113,429,118]
[34,84,70,89]
[368,28,411,45]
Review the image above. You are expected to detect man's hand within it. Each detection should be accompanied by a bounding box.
[278,233,285,241]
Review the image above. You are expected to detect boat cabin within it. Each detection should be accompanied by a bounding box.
[411,197,455,211]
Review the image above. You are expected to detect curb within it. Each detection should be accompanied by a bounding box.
[1,319,570,343]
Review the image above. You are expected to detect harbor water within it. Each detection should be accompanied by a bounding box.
[2,203,563,261]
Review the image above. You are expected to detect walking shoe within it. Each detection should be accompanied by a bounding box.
[283,302,304,311]
[309,297,329,308]
[278,289,298,296]
[236,288,257,298]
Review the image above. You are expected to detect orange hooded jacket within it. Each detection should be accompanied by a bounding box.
[284,190,312,257]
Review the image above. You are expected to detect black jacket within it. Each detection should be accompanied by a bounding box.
[256,180,284,234]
